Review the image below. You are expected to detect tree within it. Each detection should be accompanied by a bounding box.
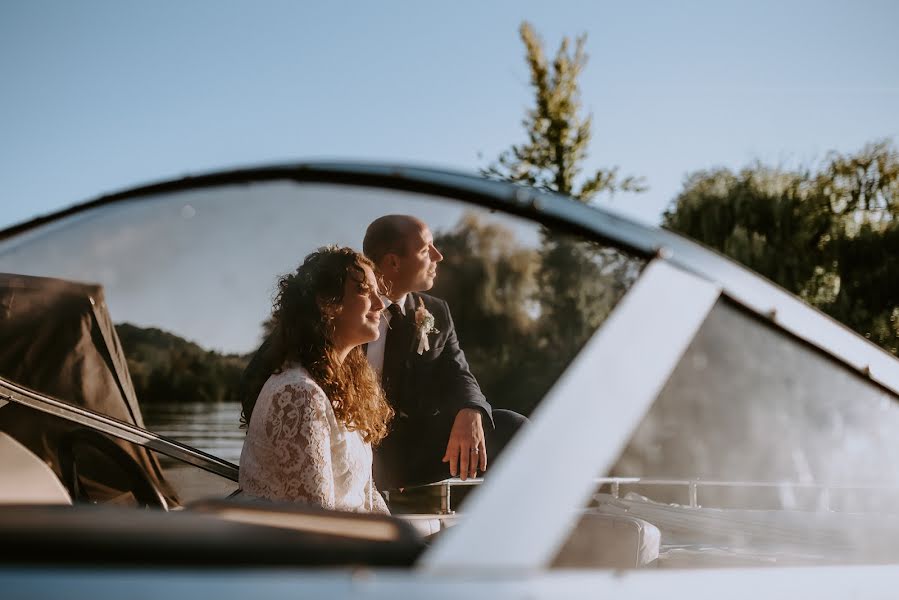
[662,165,832,296]
[482,22,647,409]
[430,213,539,414]
[820,141,899,352]
[664,139,899,355]
[117,323,248,405]
[483,22,644,202]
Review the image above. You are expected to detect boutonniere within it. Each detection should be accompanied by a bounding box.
[414,297,439,355]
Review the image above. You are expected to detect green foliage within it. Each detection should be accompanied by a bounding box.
[431,214,540,414]
[483,21,645,202]
[824,140,899,220]
[116,323,248,405]
[476,21,648,413]
[664,139,899,356]
[663,166,832,294]
[431,213,643,415]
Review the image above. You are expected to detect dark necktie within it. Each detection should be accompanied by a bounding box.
[387,302,404,321]
[382,302,408,411]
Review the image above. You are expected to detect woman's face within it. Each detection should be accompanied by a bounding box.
[331,264,385,350]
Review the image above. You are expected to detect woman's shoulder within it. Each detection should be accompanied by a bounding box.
[262,364,328,403]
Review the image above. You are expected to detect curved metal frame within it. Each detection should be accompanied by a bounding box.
[0,377,238,481]
[3,161,896,397]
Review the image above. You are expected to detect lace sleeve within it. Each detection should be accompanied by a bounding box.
[366,475,391,515]
[262,382,335,508]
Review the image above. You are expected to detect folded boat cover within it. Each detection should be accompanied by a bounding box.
[0,272,176,505]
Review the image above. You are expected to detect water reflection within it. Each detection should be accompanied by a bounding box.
[143,401,244,465]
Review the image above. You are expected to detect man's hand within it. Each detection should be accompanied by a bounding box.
[442,408,487,480]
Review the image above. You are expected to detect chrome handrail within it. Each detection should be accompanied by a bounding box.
[0,375,239,481]
[389,477,485,514]
[595,476,899,509]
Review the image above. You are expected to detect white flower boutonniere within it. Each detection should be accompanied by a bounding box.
[414,297,439,355]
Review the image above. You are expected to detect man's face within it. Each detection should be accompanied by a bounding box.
[388,222,443,296]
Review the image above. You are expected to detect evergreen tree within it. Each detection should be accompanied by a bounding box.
[484,22,644,201]
[484,22,646,401]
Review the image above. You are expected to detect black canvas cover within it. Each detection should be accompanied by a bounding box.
[0,272,176,505]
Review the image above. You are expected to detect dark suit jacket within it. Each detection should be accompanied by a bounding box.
[380,292,492,427]
[238,292,492,488]
[374,292,492,487]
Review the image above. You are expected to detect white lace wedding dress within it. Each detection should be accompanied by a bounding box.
[239,364,389,514]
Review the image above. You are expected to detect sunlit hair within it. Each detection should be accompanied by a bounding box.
[246,246,393,444]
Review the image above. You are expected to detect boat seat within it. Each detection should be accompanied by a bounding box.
[552,511,661,569]
[397,513,458,537]
[0,431,72,505]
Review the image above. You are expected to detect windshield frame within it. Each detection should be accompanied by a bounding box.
[4,163,899,573]
[422,259,720,571]
[2,162,893,399]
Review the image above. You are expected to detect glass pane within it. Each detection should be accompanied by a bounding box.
[0,400,235,508]
[67,440,237,508]
[152,450,239,505]
[559,299,899,568]
[0,180,645,514]
[143,402,244,466]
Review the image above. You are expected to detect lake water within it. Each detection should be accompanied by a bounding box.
[143,401,245,465]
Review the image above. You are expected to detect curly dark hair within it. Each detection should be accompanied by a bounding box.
[242,246,393,444]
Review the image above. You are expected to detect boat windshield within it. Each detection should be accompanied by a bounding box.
[569,297,899,568]
[6,176,899,570]
[0,178,644,511]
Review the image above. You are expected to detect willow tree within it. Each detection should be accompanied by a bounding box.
[665,139,899,355]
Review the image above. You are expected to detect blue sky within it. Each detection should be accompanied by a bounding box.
[2,0,898,231]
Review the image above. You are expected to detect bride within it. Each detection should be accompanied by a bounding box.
[239,246,393,513]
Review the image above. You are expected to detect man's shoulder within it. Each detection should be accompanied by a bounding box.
[411,292,454,325]
[412,292,450,313]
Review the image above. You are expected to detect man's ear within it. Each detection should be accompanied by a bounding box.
[381,253,401,273]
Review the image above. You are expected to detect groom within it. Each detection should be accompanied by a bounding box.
[363,215,526,490]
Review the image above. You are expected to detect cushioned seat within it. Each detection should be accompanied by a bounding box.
[397,513,458,537]
[0,431,71,505]
[552,511,661,568]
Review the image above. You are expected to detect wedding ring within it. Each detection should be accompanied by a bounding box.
[471,447,479,453]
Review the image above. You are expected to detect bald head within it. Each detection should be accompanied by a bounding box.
[363,215,426,263]
[363,214,443,298]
